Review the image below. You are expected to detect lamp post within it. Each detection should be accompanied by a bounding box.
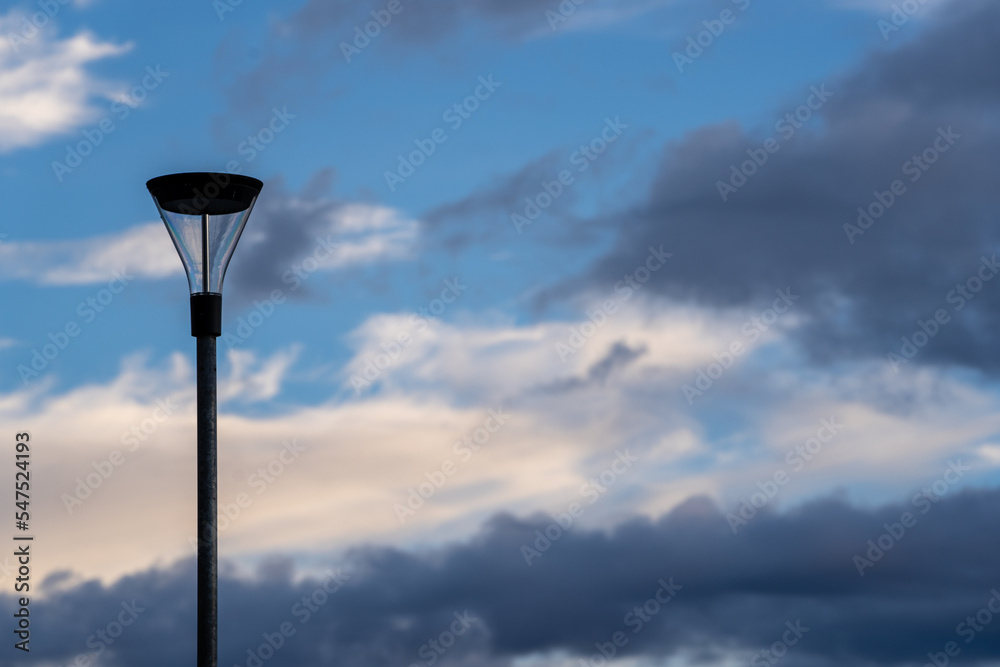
[146,173,263,667]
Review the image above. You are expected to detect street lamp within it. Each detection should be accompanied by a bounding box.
[146,172,263,667]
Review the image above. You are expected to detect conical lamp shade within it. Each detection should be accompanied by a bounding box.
[146,173,263,295]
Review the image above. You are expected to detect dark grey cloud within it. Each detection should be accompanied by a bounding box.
[540,340,649,393]
[573,0,1000,371]
[14,485,1000,666]
[421,151,590,251]
[213,0,549,126]
[421,121,656,257]
[225,170,340,302]
[213,0,673,128]
[280,0,607,46]
[297,0,539,44]
[223,169,410,308]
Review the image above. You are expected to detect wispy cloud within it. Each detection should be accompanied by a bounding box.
[224,177,421,300]
[0,196,418,287]
[0,222,178,285]
[220,346,301,403]
[0,10,130,152]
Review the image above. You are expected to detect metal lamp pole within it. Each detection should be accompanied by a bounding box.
[195,294,220,666]
[146,173,263,667]
[195,212,219,666]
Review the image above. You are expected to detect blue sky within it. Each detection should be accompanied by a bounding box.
[5,0,1000,665]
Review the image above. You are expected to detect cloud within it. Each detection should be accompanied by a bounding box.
[573,0,1000,372]
[224,173,420,302]
[213,0,675,122]
[281,0,673,45]
[0,221,180,285]
[220,346,301,403]
[338,299,720,405]
[0,10,130,152]
[10,293,1000,587]
[13,485,1000,666]
[0,173,418,290]
[831,0,950,13]
[421,150,592,252]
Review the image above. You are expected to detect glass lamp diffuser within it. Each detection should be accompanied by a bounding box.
[146,173,263,336]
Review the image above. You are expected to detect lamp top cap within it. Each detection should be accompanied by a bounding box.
[146,172,263,216]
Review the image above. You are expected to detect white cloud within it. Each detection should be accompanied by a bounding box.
[0,203,419,286]
[0,222,180,285]
[341,300,727,403]
[8,296,1000,588]
[304,202,419,267]
[220,346,300,403]
[0,10,130,152]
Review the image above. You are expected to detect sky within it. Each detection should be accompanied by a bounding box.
[1,0,999,664]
